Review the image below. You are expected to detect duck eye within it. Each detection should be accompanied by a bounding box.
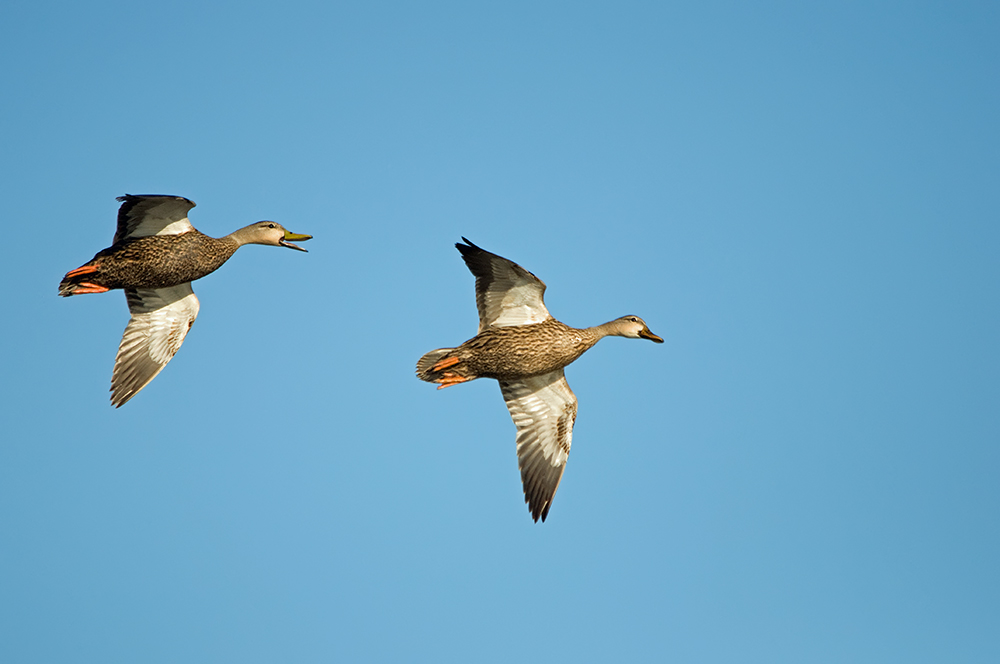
[268,223,276,228]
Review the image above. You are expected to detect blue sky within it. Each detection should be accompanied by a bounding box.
[2,1,998,662]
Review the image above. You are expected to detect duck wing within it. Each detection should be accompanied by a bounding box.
[456,238,551,331]
[113,194,196,244]
[499,369,578,522]
[110,284,200,407]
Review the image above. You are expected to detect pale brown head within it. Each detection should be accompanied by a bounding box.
[612,315,664,343]
[231,222,312,251]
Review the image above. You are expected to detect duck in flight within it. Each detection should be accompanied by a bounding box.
[416,238,663,521]
[59,194,312,407]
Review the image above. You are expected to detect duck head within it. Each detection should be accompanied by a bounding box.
[235,222,313,251]
[614,315,664,343]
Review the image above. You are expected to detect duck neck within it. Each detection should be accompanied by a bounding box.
[192,232,241,274]
[575,319,623,348]
[222,228,257,248]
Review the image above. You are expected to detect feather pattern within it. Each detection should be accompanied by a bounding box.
[457,238,551,331]
[113,194,195,244]
[110,284,200,408]
[499,371,578,522]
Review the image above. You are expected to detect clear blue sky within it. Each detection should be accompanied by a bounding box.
[2,1,998,662]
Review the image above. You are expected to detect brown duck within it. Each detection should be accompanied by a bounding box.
[60,194,312,407]
[416,238,663,522]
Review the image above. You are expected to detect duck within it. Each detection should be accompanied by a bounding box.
[416,238,663,522]
[59,194,312,407]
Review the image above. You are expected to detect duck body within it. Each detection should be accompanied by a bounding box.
[416,238,662,522]
[60,230,239,295]
[417,319,599,383]
[59,194,311,407]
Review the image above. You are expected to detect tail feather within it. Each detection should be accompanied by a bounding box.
[58,275,84,297]
[59,276,107,296]
[416,348,457,382]
[59,263,104,297]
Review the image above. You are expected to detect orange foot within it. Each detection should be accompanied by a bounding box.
[71,282,110,294]
[431,356,460,372]
[436,372,471,389]
[65,264,100,278]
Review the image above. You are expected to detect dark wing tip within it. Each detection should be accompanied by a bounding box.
[526,496,550,523]
[524,473,559,523]
[521,456,565,523]
[116,194,193,204]
[455,238,497,278]
[456,237,482,254]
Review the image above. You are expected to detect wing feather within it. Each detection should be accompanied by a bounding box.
[499,370,578,522]
[456,238,551,331]
[113,194,196,244]
[110,284,200,407]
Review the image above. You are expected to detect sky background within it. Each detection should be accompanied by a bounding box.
[2,1,998,662]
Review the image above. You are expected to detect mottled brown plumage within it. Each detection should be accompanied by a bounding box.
[59,230,241,294]
[59,195,310,297]
[416,238,663,522]
[417,318,629,383]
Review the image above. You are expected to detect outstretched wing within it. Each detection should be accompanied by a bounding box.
[113,194,196,244]
[456,238,551,331]
[110,283,200,407]
[499,369,578,522]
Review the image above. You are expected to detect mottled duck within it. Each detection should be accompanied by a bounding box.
[416,238,662,522]
[59,194,311,407]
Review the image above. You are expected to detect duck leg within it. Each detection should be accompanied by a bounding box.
[430,355,460,372]
[416,347,477,386]
[64,263,100,278]
[436,372,471,389]
[59,263,111,296]
[69,282,110,294]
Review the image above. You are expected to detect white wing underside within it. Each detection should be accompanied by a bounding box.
[499,369,578,521]
[111,284,200,407]
[476,255,550,331]
[114,195,196,243]
[483,281,551,330]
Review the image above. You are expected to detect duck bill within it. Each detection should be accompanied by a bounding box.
[639,327,664,343]
[280,231,312,252]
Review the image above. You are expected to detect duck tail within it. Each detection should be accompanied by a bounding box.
[416,348,475,388]
[416,348,456,382]
[58,263,109,297]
